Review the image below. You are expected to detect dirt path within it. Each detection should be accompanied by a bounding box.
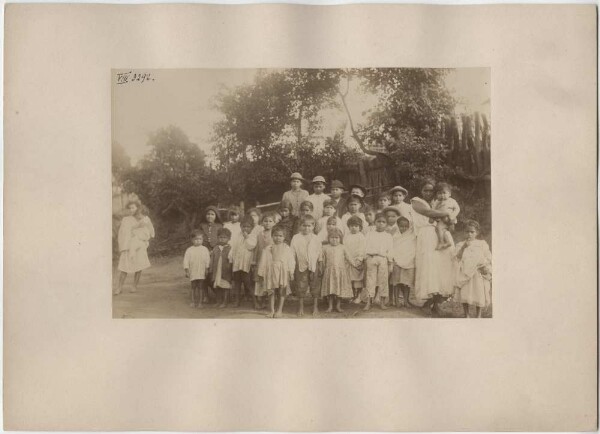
[112,255,490,319]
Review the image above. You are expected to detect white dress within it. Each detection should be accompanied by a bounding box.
[454,240,492,307]
[410,197,441,301]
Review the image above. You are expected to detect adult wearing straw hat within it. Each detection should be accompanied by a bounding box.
[281,172,309,216]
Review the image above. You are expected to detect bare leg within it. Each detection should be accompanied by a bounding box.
[232,281,241,307]
[462,303,470,318]
[190,282,196,307]
[475,306,482,318]
[380,296,388,310]
[326,296,333,313]
[402,286,413,308]
[335,296,343,313]
[219,289,229,308]
[115,271,127,295]
[131,271,142,292]
[298,297,304,317]
[276,292,286,318]
[312,297,319,317]
[266,293,275,317]
[363,297,371,311]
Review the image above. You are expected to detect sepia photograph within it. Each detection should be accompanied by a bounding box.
[112,68,491,319]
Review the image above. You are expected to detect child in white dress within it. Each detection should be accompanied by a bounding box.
[316,200,342,242]
[454,220,492,318]
[318,227,353,313]
[230,218,257,307]
[341,196,368,235]
[223,206,242,243]
[344,216,366,303]
[257,226,296,318]
[431,182,460,250]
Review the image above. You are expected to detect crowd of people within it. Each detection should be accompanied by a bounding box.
[114,173,492,318]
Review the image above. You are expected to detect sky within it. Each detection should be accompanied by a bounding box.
[113,68,490,164]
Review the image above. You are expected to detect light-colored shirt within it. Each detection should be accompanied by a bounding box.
[365,230,393,261]
[183,245,211,281]
[307,193,331,220]
[392,230,416,269]
[431,197,460,223]
[392,202,414,226]
[316,215,343,243]
[230,231,257,273]
[290,233,322,272]
[224,221,241,243]
[282,189,309,216]
[341,212,368,235]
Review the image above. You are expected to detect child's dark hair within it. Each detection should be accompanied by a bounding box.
[378,192,391,201]
[262,211,278,222]
[272,225,286,237]
[362,204,374,214]
[435,182,452,194]
[374,212,386,222]
[217,228,232,239]
[228,205,241,220]
[326,216,338,225]
[464,219,480,232]
[300,200,314,211]
[300,214,316,225]
[347,215,364,230]
[240,216,255,229]
[322,199,337,208]
[397,216,410,226]
[278,200,293,212]
[246,207,262,218]
[191,229,204,240]
[327,227,344,241]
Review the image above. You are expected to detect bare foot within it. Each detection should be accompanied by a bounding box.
[312,309,319,317]
[297,310,304,317]
[189,302,196,308]
[352,298,361,305]
[274,311,283,318]
[335,306,344,313]
[219,303,227,309]
[325,307,333,313]
[363,303,371,311]
[196,304,204,309]
[265,312,275,318]
[380,303,388,310]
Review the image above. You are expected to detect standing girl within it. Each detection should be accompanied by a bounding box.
[209,228,233,308]
[183,230,210,308]
[390,186,413,226]
[344,215,366,303]
[317,216,343,245]
[341,196,368,235]
[454,220,492,318]
[224,205,242,242]
[200,205,223,250]
[253,212,277,308]
[230,217,257,307]
[277,200,297,245]
[318,227,353,313]
[257,226,296,318]
[316,200,342,241]
[115,201,155,295]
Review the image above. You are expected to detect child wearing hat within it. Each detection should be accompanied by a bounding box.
[307,175,331,220]
[390,186,413,226]
[281,172,309,217]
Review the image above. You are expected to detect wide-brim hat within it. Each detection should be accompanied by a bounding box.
[312,175,326,184]
[382,206,401,216]
[290,172,304,181]
[330,180,345,190]
[349,184,367,197]
[389,185,408,196]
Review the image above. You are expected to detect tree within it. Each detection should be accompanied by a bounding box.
[122,125,221,232]
[112,141,131,181]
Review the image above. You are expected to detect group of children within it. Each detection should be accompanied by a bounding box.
[182,173,492,318]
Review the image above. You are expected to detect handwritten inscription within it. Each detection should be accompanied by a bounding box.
[116,71,155,85]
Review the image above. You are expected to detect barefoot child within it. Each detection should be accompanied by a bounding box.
[383,206,401,237]
[252,212,277,308]
[281,172,309,216]
[128,205,155,261]
[431,182,460,250]
[277,200,297,245]
[230,218,257,307]
[390,217,416,308]
[224,206,242,242]
[307,175,330,220]
[290,215,322,316]
[257,226,295,318]
[209,228,233,308]
[454,220,492,318]
[344,216,366,303]
[319,227,353,313]
[364,213,394,310]
[183,230,211,308]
